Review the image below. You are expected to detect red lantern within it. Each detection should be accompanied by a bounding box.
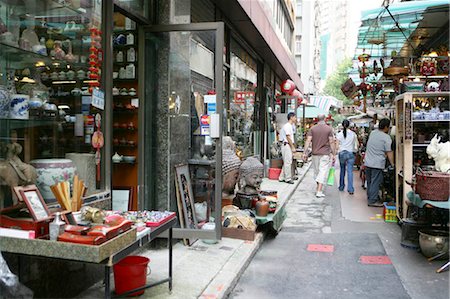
[281,79,295,95]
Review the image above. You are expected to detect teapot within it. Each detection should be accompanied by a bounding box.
[112,152,123,163]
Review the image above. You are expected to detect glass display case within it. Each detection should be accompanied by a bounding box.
[0,0,104,205]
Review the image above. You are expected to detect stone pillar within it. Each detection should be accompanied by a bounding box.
[153,0,191,211]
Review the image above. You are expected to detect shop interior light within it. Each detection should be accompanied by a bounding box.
[52,80,76,84]
[20,77,35,83]
[428,50,438,57]
[35,61,45,67]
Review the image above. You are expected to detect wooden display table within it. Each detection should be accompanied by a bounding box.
[0,217,177,298]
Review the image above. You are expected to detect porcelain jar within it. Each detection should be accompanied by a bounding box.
[9,94,29,119]
[0,85,10,118]
[30,159,77,202]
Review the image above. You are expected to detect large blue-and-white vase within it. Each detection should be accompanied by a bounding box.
[0,85,10,118]
[10,94,29,119]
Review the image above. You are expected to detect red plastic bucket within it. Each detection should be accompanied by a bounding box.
[113,256,150,296]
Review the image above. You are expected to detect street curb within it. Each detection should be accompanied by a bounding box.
[198,163,312,299]
[198,233,264,299]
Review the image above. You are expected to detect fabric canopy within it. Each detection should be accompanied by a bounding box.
[296,106,327,119]
[308,96,343,113]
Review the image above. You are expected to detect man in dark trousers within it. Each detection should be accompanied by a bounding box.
[303,114,336,198]
[364,118,395,207]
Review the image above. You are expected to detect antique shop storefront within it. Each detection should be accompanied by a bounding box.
[0,0,301,296]
[0,0,301,246]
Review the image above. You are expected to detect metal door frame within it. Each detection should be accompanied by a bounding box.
[140,22,224,240]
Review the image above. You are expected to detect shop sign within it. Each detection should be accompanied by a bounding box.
[200,114,210,136]
[204,94,216,104]
[233,91,255,105]
[207,103,216,115]
[91,88,104,110]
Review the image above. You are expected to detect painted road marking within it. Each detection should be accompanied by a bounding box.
[307,244,335,252]
[359,256,392,264]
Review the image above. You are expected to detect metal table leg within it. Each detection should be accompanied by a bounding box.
[169,227,173,291]
[104,265,111,299]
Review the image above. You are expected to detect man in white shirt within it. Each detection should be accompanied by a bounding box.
[278,112,297,184]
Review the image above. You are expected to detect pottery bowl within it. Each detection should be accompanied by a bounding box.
[122,156,136,163]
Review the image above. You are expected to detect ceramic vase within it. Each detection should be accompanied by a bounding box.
[0,85,10,118]
[30,159,77,202]
[255,198,270,217]
[9,94,29,119]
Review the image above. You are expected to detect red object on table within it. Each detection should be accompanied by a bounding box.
[145,213,176,227]
[87,220,132,239]
[57,232,106,245]
[0,205,51,239]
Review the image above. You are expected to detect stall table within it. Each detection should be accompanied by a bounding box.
[0,217,176,298]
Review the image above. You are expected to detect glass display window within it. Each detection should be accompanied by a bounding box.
[0,0,104,205]
[229,39,258,158]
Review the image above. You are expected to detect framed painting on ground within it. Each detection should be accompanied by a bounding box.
[175,164,198,245]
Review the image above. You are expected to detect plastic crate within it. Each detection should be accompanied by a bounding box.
[383,202,397,223]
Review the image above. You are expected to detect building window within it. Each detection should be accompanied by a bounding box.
[296,36,302,54]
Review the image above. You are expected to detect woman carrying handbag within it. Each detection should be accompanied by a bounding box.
[336,120,357,195]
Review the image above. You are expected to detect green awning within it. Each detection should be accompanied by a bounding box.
[296,106,327,119]
[355,0,449,59]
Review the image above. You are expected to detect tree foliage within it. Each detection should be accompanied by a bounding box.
[323,58,353,105]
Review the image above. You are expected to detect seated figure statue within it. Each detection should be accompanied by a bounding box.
[222,137,241,202]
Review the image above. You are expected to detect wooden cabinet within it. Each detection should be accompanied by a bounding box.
[395,92,450,219]
[111,17,139,209]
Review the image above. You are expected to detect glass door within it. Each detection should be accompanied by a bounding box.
[140,23,224,240]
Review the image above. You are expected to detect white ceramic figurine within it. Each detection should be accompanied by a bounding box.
[426,134,450,173]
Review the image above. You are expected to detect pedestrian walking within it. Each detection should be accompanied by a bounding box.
[278,112,297,184]
[336,119,357,195]
[364,118,395,207]
[303,114,336,197]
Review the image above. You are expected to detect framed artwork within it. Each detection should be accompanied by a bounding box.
[112,187,133,211]
[175,164,198,245]
[14,185,51,221]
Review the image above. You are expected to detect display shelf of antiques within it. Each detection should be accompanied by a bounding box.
[395,92,450,219]
[111,16,138,208]
[0,0,105,209]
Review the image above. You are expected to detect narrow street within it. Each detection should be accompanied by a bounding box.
[229,167,449,299]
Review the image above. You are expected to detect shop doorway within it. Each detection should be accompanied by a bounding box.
[141,23,225,240]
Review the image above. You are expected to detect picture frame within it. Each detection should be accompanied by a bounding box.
[175,164,198,245]
[14,185,51,221]
[112,187,133,211]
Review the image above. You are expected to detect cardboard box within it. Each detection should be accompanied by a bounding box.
[222,226,255,241]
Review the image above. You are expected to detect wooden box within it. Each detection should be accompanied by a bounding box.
[0,205,51,239]
[222,226,256,241]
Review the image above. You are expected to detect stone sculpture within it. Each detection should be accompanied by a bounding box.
[222,137,241,201]
[238,156,264,195]
[0,130,37,205]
